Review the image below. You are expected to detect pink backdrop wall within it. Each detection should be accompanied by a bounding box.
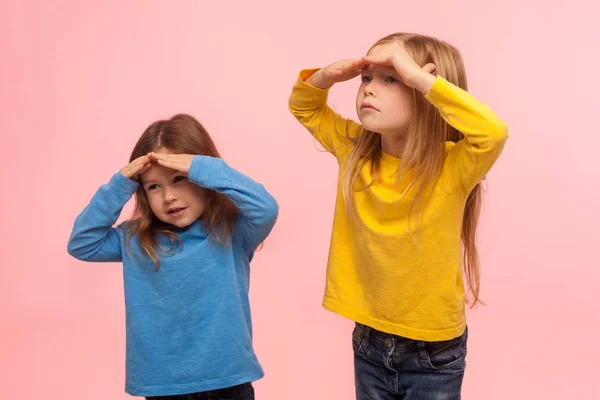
[2,1,598,399]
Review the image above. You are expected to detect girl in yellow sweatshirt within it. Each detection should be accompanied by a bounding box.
[288,32,508,399]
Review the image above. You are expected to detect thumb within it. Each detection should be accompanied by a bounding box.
[422,63,436,74]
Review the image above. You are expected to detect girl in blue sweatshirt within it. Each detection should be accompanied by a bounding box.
[67,114,279,399]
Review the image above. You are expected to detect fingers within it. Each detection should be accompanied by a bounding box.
[121,155,151,179]
[129,162,151,180]
[362,55,389,66]
[137,162,152,175]
[155,158,172,168]
[148,152,177,170]
[135,154,151,163]
[135,156,151,168]
[129,155,150,171]
[350,58,367,69]
[146,152,192,175]
[148,152,167,162]
[346,59,367,74]
[332,59,367,77]
[148,152,180,162]
[149,152,168,164]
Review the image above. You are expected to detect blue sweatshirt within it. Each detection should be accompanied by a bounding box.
[67,155,279,397]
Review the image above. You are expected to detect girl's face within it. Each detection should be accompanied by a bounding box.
[356,42,414,140]
[140,158,208,228]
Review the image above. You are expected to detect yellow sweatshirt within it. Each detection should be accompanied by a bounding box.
[288,68,508,341]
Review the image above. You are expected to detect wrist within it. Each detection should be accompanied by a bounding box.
[407,70,436,95]
[306,69,334,89]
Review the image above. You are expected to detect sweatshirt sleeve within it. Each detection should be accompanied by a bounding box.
[67,172,138,262]
[426,75,509,193]
[188,155,279,251]
[288,68,362,161]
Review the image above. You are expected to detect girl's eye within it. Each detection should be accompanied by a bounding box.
[386,76,398,83]
[148,184,159,191]
[174,176,187,183]
[361,75,372,83]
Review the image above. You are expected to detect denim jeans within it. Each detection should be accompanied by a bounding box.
[353,323,468,400]
[145,382,254,400]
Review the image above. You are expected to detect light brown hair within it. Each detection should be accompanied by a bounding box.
[125,114,239,269]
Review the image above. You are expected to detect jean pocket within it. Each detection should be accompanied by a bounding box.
[352,323,370,356]
[216,382,254,400]
[422,330,467,372]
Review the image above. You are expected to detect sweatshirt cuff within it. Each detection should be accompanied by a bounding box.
[424,75,451,105]
[113,171,140,193]
[289,68,330,108]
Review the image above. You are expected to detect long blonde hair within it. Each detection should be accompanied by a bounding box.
[342,33,483,307]
[124,114,240,270]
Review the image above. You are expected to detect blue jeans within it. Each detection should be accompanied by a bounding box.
[145,382,254,400]
[353,323,468,400]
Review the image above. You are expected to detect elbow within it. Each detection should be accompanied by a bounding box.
[259,189,280,228]
[265,195,280,225]
[67,238,90,261]
[67,241,83,260]
[491,119,509,143]
[288,97,300,118]
[481,121,508,152]
[497,122,509,142]
[288,91,308,120]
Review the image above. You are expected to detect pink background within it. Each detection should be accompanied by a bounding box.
[2,1,599,399]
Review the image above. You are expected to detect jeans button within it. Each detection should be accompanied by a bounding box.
[385,338,393,348]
